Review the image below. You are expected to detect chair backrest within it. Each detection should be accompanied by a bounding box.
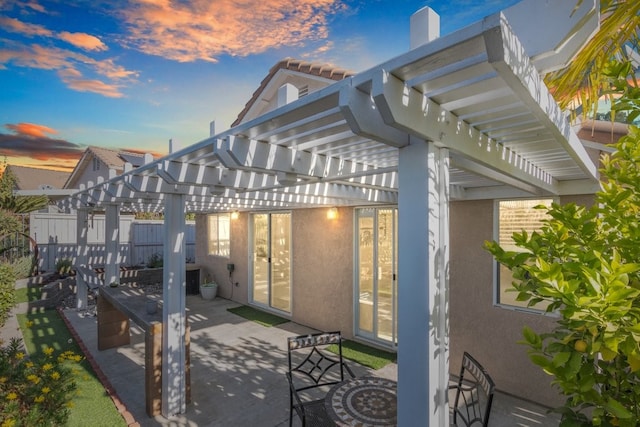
[287,331,349,394]
[451,352,495,427]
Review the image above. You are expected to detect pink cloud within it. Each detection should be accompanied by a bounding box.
[58,31,108,51]
[58,68,124,98]
[120,0,345,62]
[0,43,136,97]
[6,123,57,138]
[0,16,52,37]
[1,122,84,162]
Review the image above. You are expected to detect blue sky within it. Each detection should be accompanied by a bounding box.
[0,0,519,171]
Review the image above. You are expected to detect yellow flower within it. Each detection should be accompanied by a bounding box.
[42,386,51,394]
[66,401,74,408]
[34,395,45,403]
[15,352,24,360]
[43,347,54,356]
[27,374,40,384]
[25,321,34,328]
[42,363,53,371]
[51,371,60,380]
[6,392,18,400]
[1,418,16,427]
[25,361,34,368]
[0,376,6,384]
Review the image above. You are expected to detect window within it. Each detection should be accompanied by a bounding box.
[92,157,100,171]
[495,199,553,310]
[208,213,230,257]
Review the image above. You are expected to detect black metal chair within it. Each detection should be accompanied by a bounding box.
[286,331,355,427]
[449,352,496,427]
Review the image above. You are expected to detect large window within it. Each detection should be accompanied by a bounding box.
[495,199,553,310]
[208,213,230,257]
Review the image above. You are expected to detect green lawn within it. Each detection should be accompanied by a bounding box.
[17,309,126,427]
[328,339,397,370]
[227,305,289,327]
[13,285,41,304]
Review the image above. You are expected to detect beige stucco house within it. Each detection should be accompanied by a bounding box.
[60,0,612,423]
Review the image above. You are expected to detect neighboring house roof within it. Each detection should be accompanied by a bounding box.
[577,119,628,146]
[6,165,70,190]
[231,57,355,127]
[64,146,148,189]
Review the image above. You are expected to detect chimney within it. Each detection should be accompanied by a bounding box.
[277,83,299,107]
[410,6,440,49]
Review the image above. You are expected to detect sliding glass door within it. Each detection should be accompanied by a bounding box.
[251,212,291,313]
[356,207,397,346]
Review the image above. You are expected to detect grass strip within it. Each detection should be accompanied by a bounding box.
[17,309,126,427]
[227,305,289,327]
[14,285,41,304]
[328,340,397,370]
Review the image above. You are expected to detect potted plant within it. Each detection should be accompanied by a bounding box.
[200,275,218,300]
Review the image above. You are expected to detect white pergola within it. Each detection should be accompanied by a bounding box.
[60,1,600,424]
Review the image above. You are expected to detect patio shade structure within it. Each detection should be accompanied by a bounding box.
[59,0,600,424]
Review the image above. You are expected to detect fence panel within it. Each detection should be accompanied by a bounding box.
[30,213,195,272]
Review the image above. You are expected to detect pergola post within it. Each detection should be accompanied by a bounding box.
[75,208,89,311]
[161,193,187,416]
[397,137,450,426]
[104,204,120,286]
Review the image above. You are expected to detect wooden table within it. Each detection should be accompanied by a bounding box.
[325,376,397,426]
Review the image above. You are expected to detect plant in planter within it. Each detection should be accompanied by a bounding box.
[55,258,72,277]
[200,275,218,300]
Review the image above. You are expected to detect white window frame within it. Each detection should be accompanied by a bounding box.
[493,198,556,313]
[208,213,230,257]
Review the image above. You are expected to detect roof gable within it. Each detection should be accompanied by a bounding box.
[231,58,354,127]
[64,146,148,189]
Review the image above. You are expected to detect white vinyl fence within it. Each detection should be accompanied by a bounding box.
[30,212,195,272]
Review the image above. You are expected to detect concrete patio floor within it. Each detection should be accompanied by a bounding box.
[3,289,561,426]
[60,295,561,426]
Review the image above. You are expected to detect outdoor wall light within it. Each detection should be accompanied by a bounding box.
[231,210,239,220]
[327,207,338,220]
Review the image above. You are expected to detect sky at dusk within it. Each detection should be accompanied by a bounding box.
[0,0,519,172]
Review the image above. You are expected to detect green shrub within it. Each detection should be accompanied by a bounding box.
[10,255,35,280]
[485,62,640,427]
[0,337,80,426]
[55,258,72,276]
[147,252,163,268]
[0,263,16,328]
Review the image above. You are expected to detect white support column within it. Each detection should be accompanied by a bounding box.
[104,204,120,286]
[162,193,187,416]
[75,208,89,311]
[397,136,450,426]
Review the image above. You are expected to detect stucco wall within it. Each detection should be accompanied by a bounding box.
[195,213,249,303]
[449,199,561,406]
[449,195,595,407]
[195,194,597,407]
[195,209,355,336]
[291,208,354,337]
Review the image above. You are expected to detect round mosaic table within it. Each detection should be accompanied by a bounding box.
[325,376,397,426]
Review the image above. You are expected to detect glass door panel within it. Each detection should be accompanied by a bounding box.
[376,209,395,342]
[252,214,269,305]
[251,212,291,313]
[356,207,397,346]
[270,213,291,312]
[358,210,374,333]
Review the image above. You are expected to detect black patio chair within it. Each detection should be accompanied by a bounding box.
[450,351,495,427]
[286,331,355,427]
